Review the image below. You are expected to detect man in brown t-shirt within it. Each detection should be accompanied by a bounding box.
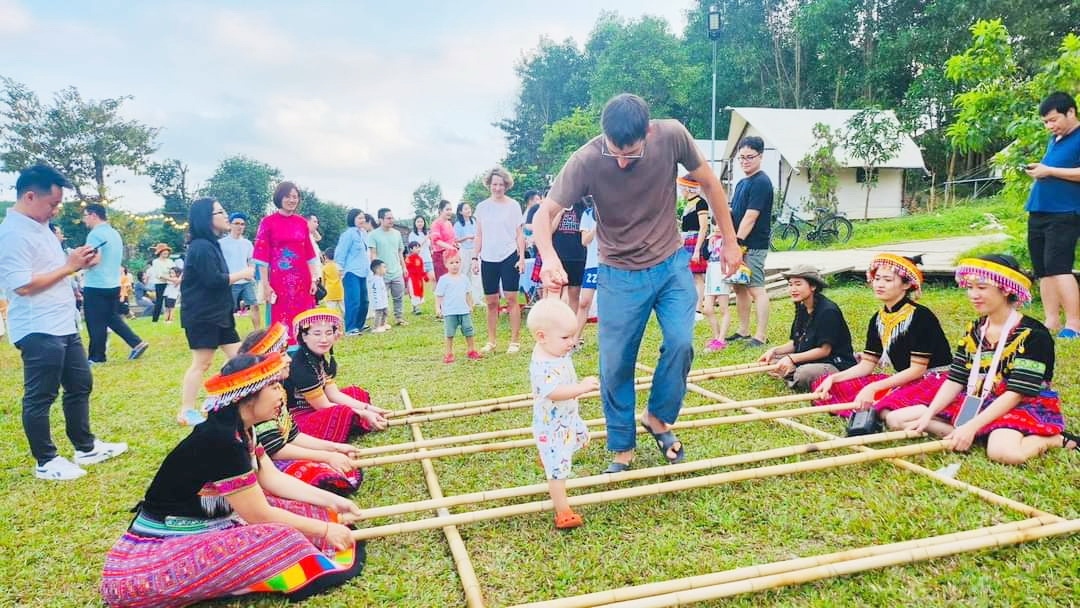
[533,94,741,473]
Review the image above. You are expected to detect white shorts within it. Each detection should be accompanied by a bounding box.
[704,263,730,296]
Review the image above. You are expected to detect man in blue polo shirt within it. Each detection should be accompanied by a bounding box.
[82,203,149,363]
[0,165,128,480]
[1025,91,1080,338]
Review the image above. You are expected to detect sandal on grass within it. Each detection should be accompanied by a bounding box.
[641,419,685,464]
[601,461,632,474]
[506,342,521,354]
[1063,430,1080,452]
[554,510,583,530]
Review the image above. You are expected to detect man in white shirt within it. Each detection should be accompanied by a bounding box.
[219,212,261,329]
[0,165,128,481]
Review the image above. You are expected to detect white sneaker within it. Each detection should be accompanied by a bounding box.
[34,456,87,481]
[74,439,129,465]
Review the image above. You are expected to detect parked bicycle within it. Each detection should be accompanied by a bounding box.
[770,202,853,251]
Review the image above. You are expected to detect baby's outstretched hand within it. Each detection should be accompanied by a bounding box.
[579,376,600,394]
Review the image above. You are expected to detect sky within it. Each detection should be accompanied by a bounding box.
[0,0,691,216]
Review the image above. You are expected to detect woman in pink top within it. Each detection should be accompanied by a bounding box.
[430,200,458,281]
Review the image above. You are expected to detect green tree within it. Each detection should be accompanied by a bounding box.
[299,188,349,254]
[200,156,282,226]
[798,122,842,214]
[540,107,600,171]
[145,159,191,251]
[842,108,902,219]
[0,77,160,203]
[411,179,443,219]
[461,175,489,205]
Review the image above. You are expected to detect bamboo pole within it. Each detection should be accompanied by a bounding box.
[360,391,818,458]
[351,441,949,541]
[683,381,1063,521]
[400,389,486,608]
[386,365,783,427]
[357,400,852,468]
[591,519,1080,608]
[509,516,1057,608]
[383,363,777,421]
[358,431,920,521]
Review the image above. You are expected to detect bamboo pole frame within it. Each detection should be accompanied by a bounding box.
[357,399,851,468]
[386,364,779,427]
[683,380,1063,521]
[351,441,949,541]
[358,391,818,458]
[357,431,921,521]
[509,516,1059,608]
[400,389,485,608]
[589,519,1080,608]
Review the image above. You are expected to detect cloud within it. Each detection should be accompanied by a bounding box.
[0,0,31,34]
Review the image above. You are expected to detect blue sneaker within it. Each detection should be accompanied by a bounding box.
[177,409,206,426]
[1057,328,1080,339]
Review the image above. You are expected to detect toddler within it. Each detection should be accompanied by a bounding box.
[162,266,181,322]
[702,230,733,352]
[321,248,344,311]
[527,297,599,530]
[435,252,479,363]
[405,241,426,315]
[369,259,390,333]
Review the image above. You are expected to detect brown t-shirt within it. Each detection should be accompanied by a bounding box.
[547,119,704,270]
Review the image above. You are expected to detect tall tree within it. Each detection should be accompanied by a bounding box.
[146,158,191,250]
[299,188,349,254]
[0,77,160,203]
[461,175,490,205]
[411,179,443,219]
[200,156,282,225]
[842,108,902,219]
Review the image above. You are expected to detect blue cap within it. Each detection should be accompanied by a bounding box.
[228,212,248,223]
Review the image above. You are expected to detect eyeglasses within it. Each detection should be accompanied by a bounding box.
[601,138,646,160]
[737,153,761,162]
[232,221,246,226]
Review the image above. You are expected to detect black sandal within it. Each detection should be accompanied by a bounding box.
[1062,430,1080,452]
[641,420,685,464]
[602,461,632,474]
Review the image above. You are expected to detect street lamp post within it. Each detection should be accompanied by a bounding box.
[707,5,722,172]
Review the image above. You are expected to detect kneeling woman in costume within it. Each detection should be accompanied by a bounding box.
[286,308,389,443]
[242,323,363,496]
[814,254,953,417]
[101,352,365,607]
[888,255,1079,464]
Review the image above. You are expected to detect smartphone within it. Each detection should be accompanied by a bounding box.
[89,241,106,252]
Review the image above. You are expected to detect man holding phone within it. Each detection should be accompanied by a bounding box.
[0,165,128,480]
[83,204,149,363]
[1024,91,1080,339]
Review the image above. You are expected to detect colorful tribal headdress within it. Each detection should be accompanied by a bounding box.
[247,322,289,355]
[292,307,343,339]
[868,254,924,295]
[677,174,700,189]
[954,257,1032,305]
[202,352,288,412]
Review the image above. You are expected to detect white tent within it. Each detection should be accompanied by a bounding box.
[718,108,926,219]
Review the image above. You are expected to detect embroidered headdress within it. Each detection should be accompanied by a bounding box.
[202,352,287,412]
[292,307,343,339]
[677,174,700,189]
[868,254,924,297]
[954,257,1032,305]
[246,322,289,355]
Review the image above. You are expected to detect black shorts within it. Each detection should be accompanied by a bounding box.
[481,252,521,295]
[1028,212,1080,277]
[184,321,240,351]
[563,260,586,287]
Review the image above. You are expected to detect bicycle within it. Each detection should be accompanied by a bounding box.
[770,202,853,251]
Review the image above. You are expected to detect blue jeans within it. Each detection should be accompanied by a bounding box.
[597,249,696,453]
[342,272,369,332]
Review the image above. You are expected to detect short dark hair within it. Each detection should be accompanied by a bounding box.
[323,247,335,260]
[84,203,108,221]
[1039,92,1077,117]
[188,197,220,243]
[364,213,376,227]
[601,94,650,148]
[272,181,299,209]
[370,258,385,272]
[737,136,765,154]
[407,241,420,251]
[16,164,72,198]
[377,208,393,220]
[346,208,363,227]
[523,190,539,203]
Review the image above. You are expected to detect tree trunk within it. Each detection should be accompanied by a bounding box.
[863,183,871,220]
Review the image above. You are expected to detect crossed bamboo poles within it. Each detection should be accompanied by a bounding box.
[347,360,1074,607]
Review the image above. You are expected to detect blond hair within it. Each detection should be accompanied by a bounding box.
[526,297,576,334]
[482,166,515,191]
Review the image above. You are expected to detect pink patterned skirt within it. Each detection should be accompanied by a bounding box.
[813,370,949,418]
[100,497,358,608]
[275,459,362,496]
[937,385,1065,437]
[290,385,374,443]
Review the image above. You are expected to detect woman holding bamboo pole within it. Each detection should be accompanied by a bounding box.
[889,255,1079,463]
[101,352,364,607]
[813,254,953,417]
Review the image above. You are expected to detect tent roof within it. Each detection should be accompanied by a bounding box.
[723,107,926,169]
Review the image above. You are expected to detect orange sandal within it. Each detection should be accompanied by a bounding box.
[554,510,583,530]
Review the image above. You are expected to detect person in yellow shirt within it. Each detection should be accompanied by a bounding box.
[322,249,345,311]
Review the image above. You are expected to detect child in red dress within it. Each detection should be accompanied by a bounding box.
[405,241,426,315]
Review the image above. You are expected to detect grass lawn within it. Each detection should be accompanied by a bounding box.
[1,283,1077,607]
